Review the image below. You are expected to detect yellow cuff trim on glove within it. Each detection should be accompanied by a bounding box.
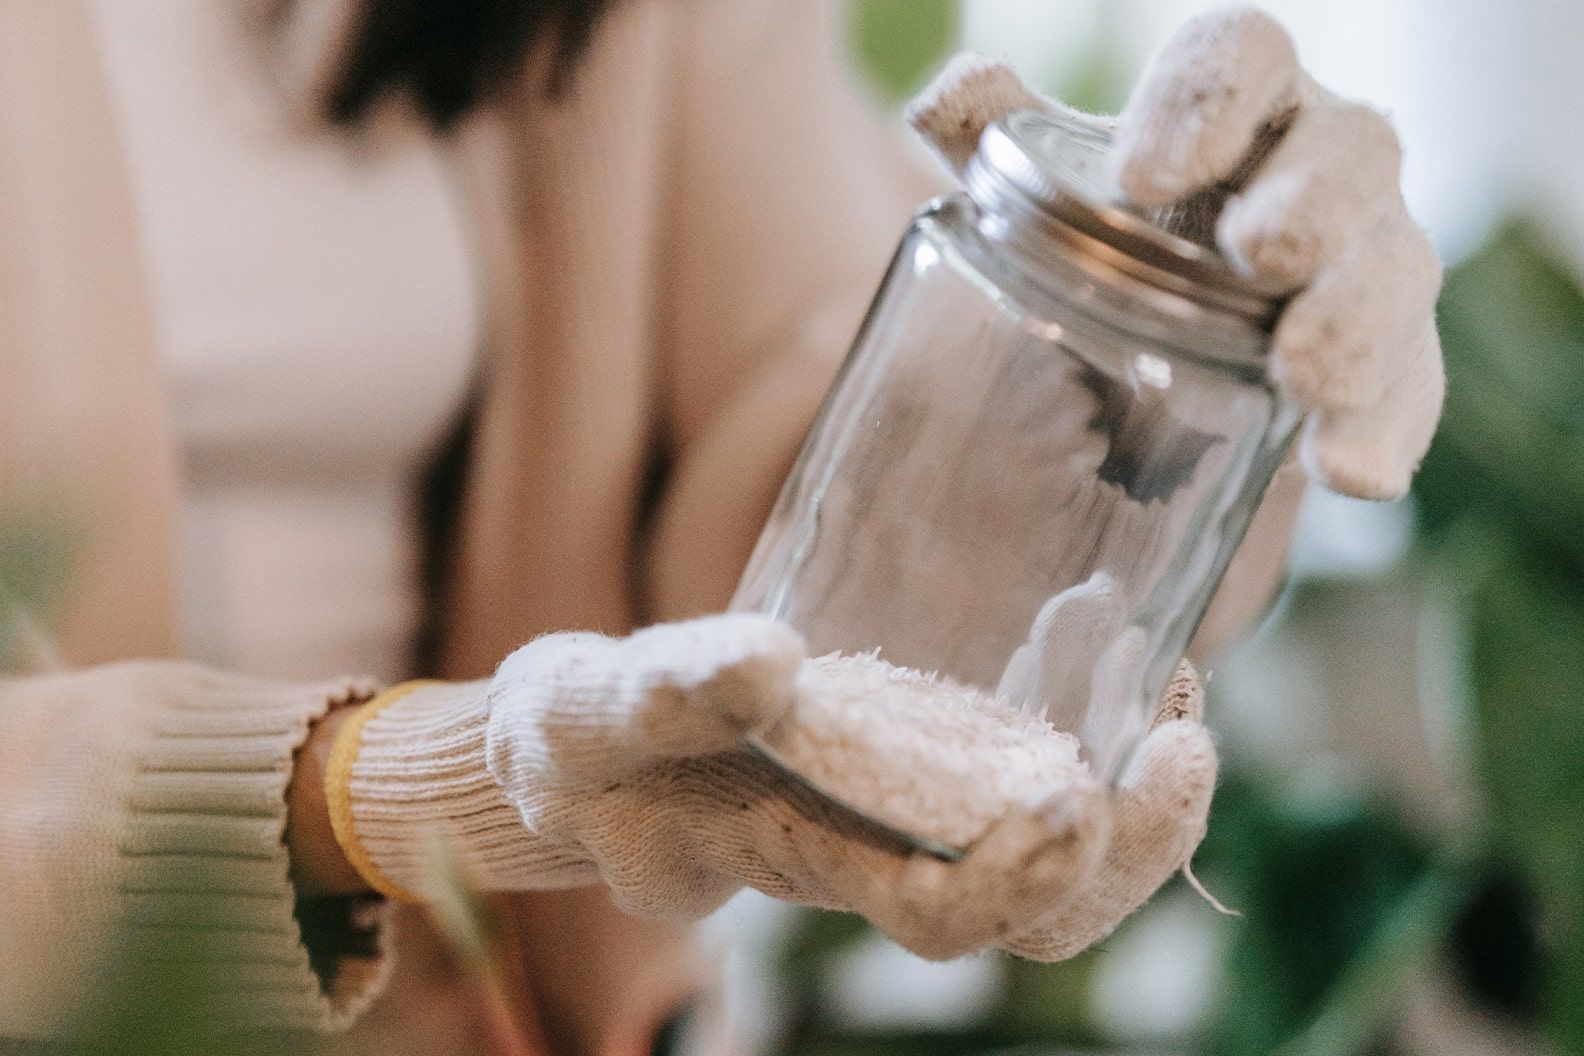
[325,679,440,904]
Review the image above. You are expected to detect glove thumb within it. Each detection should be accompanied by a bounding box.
[488,615,805,782]
[906,53,1111,176]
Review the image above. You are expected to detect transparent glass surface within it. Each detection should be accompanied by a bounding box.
[735,194,1299,785]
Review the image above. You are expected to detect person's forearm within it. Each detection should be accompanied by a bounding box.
[287,704,371,896]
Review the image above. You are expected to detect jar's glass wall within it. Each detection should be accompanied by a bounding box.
[735,195,1297,781]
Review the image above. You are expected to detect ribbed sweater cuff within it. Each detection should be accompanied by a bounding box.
[121,675,389,1034]
[347,681,553,899]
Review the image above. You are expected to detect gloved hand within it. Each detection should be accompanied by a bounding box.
[334,614,1215,961]
[906,5,1444,501]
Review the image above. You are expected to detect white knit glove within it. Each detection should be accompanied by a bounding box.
[906,6,1444,501]
[343,614,1215,961]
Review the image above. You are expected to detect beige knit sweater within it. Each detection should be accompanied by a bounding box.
[0,0,1305,1040]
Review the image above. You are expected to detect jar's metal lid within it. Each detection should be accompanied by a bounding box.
[966,110,1289,331]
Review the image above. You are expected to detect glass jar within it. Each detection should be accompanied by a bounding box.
[733,110,1300,854]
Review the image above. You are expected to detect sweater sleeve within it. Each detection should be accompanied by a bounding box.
[643,0,946,620]
[0,662,391,1038]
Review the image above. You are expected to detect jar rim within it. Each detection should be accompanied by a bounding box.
[965,110,1289,334]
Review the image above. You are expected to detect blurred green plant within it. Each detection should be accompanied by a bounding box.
[0,507,76,671]
[848,0,958,102]
[420,846,547,1055]
[32,848,537,1056]
[1193,771,1463,1056]
[1414,219,1584,1053]
[847,0,1132,116]
[50,858,292,1056]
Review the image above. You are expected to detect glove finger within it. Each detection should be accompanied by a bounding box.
[560,767,750,919]
[1114,6,1303,205]
[867,782,1110,961]
[1272,211,1443,500]
[551,751,907,921]
[677,752,1110,961]
[1272,209,1441,415]
[673,751,919,910]
[1299,320,1445,500]
[490,614,805,780]
[1001,718,1217,961]
[1216,97,1403,288]
[906,53,1074,175]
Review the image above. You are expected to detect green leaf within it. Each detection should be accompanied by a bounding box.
[1415,218,1584,577]
[784,1026,1034,1056]
[1194,773,1434,1056]
[848,0,959,102]
[1410,214,1584,1049]
[0,507,78,670]
[1449,529,1584,1051]
[1271,856,1471,1056]
[776,908,873,992]
[1460,534,1584,898]
[997,948,1099,1043]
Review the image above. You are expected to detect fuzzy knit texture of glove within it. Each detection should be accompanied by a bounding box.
[906,5,1445,502]
[341,614,1216,962]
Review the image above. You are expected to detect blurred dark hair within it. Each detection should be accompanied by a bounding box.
[324,0,618,130]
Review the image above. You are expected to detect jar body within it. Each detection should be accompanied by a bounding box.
[734,193,1299,781]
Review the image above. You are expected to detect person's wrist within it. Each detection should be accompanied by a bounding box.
[335,680,537,901]
[288,703,372,896]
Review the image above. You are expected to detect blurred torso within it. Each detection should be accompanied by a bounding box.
[91,0,480,681]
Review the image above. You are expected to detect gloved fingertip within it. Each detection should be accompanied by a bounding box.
[1022,783,1111,884]
[1298,416,1415,502]
[905,52,1051,174]
[1302,443,1411,503]
[700,612,808,671]
[660,615,806,739]
[1112,147,1202,209]
[1120,720,1218,804]
[1112,4,1301,205]
[1215,184,1325,290]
